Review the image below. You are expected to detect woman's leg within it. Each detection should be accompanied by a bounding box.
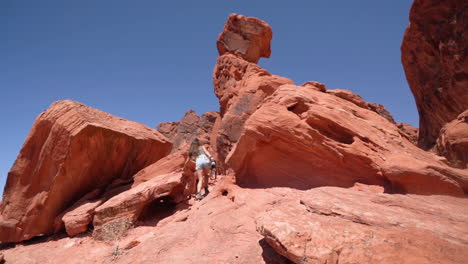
[202,168,210,195]
[196,169,204,199]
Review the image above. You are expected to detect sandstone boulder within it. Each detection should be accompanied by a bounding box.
[0,100,172,243]
[217,14,272,63]
[62,198,104,237]
[401,0,468,149]
[93,172,189,240]
[227,84,468,196]
[257,185,468,264]
[132,151,187,186]
[437,110,468,169]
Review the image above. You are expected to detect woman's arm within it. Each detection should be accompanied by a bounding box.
[202,146,213,159]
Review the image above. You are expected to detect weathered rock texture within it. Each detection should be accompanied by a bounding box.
[227,84,468,196]
[0,100,172,243]
[213,54,294,165]
[436,110,468,169]
[59,189,104,236]
[2,10,468,264]
[401,0,468,149]
[157,110,220,153]
[397,122,419,145]
[3,181,467,264]
[217,14,272,63]
[257,184,468,264]
[93,172,189,241]
[327,89,395,123]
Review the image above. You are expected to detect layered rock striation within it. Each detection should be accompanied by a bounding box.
[226,84,468,195]
[401,0,468,151]
[2,6,468,264]
[0,100,172,243]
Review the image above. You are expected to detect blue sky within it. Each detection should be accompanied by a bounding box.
[1,0,415,195]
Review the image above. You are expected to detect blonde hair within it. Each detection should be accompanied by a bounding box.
[188,138,201,160]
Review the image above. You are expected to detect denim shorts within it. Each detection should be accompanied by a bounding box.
[196,154,211,170]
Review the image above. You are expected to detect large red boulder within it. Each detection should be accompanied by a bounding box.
[227,84,468,196]
[0,100,172,243]
[436,110,468,169]
[257,184,468,264]
[401,0,468,149]
[217,14,272,64]
[92,172,189,241]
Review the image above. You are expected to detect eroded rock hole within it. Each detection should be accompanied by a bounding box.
[221,190,229,196]
[137,196,177,225]
[287,101,309,116]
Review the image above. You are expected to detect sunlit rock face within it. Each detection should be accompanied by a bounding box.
[401,0,468,150]
[0,100,171,243]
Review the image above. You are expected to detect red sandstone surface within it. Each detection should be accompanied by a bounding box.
[0,100,171,243]
[401,0,468,150]
[1,6,468,264]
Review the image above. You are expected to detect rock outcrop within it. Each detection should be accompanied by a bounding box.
[401,0,468,149]
[217,14,272,63]
[436,110,468,169]
[2,7,468,264]
[213,54,294,166]
[396,122,419,145]
[157,110,220,153]
[93,172,189,241]
[227,84,468,196]
[257,184,468,264]
[3,181,467,264]
[0,100,172,243]
[327,89,395,123]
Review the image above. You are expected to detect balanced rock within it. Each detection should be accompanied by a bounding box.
[227,84,468,196]
[217,14,272,63]
[0,100,171,243]
[257,185,468,264]
[436,110,468,169]
[401,0,468,149]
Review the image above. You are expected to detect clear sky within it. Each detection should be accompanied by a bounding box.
[1,0,415,196]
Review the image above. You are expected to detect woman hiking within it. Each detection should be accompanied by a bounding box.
[188,138,214,200]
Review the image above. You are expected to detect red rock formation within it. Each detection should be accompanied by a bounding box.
[327,89,395,123]
[227,84,468,196]
[157,110,220,153]
[56,189,103,236]
[213,54,294,165]
[437,110,468,168]
[401,0,468,149]
[2,181,467,264]
[0,100,172,243]
[397,122,419,145]
[217,14,272,63]
[2,11,468,264]
[92,172,190,241]
[257,184,468,264]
